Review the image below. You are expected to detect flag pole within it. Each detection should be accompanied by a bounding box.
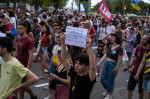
[122,0,125,15]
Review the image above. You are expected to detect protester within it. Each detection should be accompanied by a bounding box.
[39,24,51,79]
[143,22,150,35]
[24,21,34,42]
[3,16,12,39]
[49,50,70,99]
[95,44,105,81]
[127,34,150,99]
[106,21,115,41]
[0,37,38,99]
[9,11,16,29]
[33,18,42,48]
[16,23,37,99]
[134,38,150,99]
[60,34,96,99]
[47,18,55,34]
[123,27,136,71]
[85,21,96,45]
[97,21,107,45]
[101,33,123,99]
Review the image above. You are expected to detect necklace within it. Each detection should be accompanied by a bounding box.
[72,75,84,91]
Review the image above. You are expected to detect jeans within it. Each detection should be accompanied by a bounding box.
[100,61,117,94]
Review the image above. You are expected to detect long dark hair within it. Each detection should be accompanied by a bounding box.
[42,24,51,35]
[24,21,32,34]
[9,11,15,17]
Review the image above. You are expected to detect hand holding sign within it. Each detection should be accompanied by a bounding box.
[65,26,88,48]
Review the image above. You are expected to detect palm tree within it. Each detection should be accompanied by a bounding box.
[72,0,79,10]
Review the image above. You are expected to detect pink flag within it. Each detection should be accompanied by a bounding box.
[98,0,112,22]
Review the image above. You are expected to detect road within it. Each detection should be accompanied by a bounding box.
[24,50,139,99]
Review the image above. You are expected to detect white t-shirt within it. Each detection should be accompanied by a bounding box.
[52,45,68,60]
[0,31,6,37]
[106,25,115,38]
[97,27,107,40]
[10,17,16,29]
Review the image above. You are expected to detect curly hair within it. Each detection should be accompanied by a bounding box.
[111,33,122,44]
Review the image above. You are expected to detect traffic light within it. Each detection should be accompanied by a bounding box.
[124,5,127,10]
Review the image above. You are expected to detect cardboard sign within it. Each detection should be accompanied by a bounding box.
[65,26,88,48]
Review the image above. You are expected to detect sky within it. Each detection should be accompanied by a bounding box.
[65,0,150,10]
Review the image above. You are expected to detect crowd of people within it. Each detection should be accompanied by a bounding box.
[0,7,150,99]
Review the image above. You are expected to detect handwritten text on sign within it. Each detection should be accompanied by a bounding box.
[65,26,88,48]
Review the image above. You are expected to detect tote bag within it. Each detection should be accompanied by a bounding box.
[36,34,46,54]
[53,45,60,66]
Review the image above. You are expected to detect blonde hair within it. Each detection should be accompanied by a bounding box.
[4,16,10,23]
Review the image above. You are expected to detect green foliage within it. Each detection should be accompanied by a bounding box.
[81,1,91,14]
[91,0,150,15]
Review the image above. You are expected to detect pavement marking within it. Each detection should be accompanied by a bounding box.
[35,83,48,88]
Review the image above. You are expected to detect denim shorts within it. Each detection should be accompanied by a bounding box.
[96,58,101,64]
[40,46,48,55]
[142,79,150,93]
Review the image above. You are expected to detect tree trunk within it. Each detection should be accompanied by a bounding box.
[72,0,75,10]
[13,0,16,11]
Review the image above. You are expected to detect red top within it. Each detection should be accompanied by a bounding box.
[41,34,51,47]
[88,27,95,42]
[6,24,12,31]
[17,36,33,67]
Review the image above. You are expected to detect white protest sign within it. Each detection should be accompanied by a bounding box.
[65,26,88,48]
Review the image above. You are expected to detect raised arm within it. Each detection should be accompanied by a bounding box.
[102,33,110,45]
[61,34,71,73]
[87,37,96,81]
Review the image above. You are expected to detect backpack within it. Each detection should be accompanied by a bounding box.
[98,27,107,37]
[10,26,17,37]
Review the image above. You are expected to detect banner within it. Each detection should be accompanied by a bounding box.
[131,0,140,11]
[83,3,89,13]
[98,0,112,22]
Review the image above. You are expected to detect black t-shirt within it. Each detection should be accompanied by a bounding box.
[107,42,123,61]
[97,50,104,58]
[69,67,96,99]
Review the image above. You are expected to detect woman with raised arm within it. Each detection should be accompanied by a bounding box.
[100,32,123,99]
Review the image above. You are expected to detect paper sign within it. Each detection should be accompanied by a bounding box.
[65,26,88,48]
[98,0,112,22]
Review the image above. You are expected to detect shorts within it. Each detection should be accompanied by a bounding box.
[21,77,27,83]
[142,79,150,93]
[39,46,48,55]
[49,63,57,74]
[126,52,132,60]
[127,72,143,93]
[96,58,101,64]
